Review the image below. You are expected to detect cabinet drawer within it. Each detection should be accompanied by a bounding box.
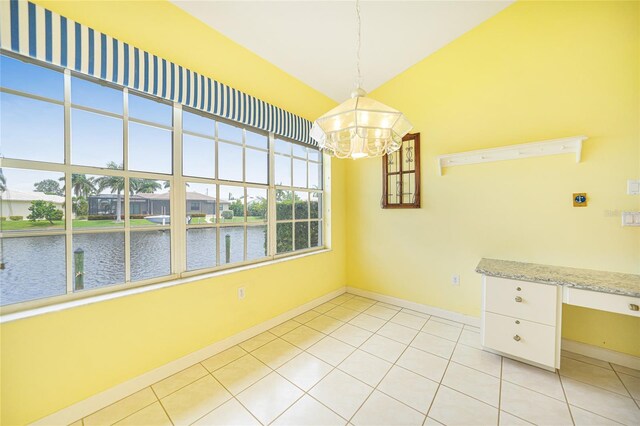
[564,287,640,317]
[483,311,557,368]
[485,276,558,325]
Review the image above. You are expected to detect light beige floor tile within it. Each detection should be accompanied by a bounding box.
[421,320,462,342]
[451,344,502,378]
[352,296,376,304]
[562,376,640,425]
[331,294,354,305]
[212,354,271,395]
[464,324,481,333]
[364,304,398,320]
[239,331,277,352]
[306,315,345,334]
[69,421,82,426]
[201,345,247,373]
[424,417,444,425]
[502,357,565,401]
[192,398,260,425]
[376,321,419,344]
[612,363,640,379]
[457,329,482,349]
[251,338,302,369]
[560,357,629,396]
[443,362,500,407]
[619,372,640,399]
[331,323,373,347]
[152,363,208,399]
[307,336,356,366]
[84,388,157,426]
[502,381,574,425]
[338,349,393,387]
[273,394,347,426]
[348,313,387,332]
[397,347,449,382]
[389,311,428,330]
[429,316,464,328]
[281,324,325,350]
[270,320,302,337]
[498,411,534,425]
[341,298,376,312]
[325,306,360,322]
[277,352,333,391]
[377,365,438,414]
[401,308,431,320]
[160,375,231,426]
[410,332,456,359]
[429,386,498,426]
[309,369,373,420]
[313,301,339,314]
[360,334,407,363]
[352,390,425,426]
[237,372,303,425]
[114,401,171,426]
[294,310,322,324]
[561,350,612,370]
[569,405,622,425]
[375,301,402,311]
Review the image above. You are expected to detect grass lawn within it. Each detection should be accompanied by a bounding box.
[1,216,265,231]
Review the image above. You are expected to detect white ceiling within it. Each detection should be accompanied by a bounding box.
[171,1,513,102]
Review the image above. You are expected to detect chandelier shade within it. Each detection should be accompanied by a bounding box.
[310,91,413,159]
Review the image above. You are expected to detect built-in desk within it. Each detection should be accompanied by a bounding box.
[476,258,640,370]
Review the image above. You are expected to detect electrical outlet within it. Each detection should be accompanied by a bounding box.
[451,275,460,286]
[238,287,246,300]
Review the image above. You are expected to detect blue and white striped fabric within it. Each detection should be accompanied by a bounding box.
[0,0,317,147]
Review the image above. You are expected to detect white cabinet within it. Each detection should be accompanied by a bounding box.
[564,287,640,317]
[482,276,562,370]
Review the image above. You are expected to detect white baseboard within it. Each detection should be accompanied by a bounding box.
[32,287,347,426]
[562,339,640,370]
[346,286,481,327]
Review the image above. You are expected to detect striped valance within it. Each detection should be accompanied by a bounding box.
[0,0,317,147]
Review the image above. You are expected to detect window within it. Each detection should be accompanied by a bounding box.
[0,53,325,311]
[382,133,421,209]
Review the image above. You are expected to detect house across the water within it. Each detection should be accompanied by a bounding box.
[87,192,231,217]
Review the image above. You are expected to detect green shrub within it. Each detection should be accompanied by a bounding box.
[190,213,206,218]
[221,210,234,220]
[0,217,6,221]
[9,215,23,221]
[27,201,63,224]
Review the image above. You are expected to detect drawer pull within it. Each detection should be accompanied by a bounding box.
[516,287,522,291]
[515,320,520,324]
[513,335,521,342]
[630,304,639,311]
[515,296,523,303]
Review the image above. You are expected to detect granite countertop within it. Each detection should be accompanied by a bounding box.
[476,258,640,298]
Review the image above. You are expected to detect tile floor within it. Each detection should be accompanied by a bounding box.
[72,293,640,425]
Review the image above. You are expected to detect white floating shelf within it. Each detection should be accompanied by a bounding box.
[438,135,587,176]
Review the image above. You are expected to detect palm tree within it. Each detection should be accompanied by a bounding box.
[134,179,162,194]
[59,174,96,198]
[0,168,6,193]
[93,162,125,222]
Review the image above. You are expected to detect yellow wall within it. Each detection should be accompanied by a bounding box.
[0,1,343,425]
[346,0,639,354]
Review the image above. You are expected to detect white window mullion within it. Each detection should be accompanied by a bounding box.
[268,132,277,258]
[63,69,73,295]
[172,103,185,275]
[123,90,131,282]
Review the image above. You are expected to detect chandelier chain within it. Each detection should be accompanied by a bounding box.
[356,0,362,89]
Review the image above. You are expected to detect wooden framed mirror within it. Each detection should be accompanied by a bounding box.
[382,132,421,209]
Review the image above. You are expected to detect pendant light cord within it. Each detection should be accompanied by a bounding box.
[355,0,362,89]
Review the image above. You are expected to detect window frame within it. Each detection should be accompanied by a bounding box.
[0,52,328,314]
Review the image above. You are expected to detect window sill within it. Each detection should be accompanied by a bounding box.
[0,248,331,324]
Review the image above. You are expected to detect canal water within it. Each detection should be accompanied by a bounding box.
[0,226,267,306]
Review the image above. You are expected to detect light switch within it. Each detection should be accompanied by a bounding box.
[622,212,640,227]
[628,180,640,195]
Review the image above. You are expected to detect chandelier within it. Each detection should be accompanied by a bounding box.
[310,0,413,159]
